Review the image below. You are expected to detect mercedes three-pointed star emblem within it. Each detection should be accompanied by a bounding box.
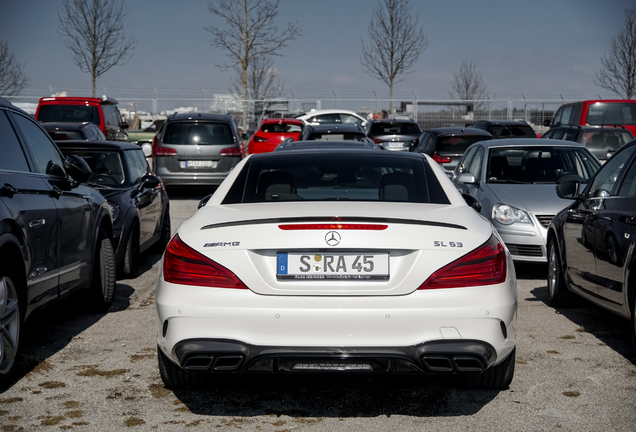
[325,231,341,246]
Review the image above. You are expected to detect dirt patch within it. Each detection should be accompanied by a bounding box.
[39,381,66,389]
[124,417,145,427]
[74,365,129,378]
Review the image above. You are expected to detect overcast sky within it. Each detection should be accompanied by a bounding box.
[0,0,633,100]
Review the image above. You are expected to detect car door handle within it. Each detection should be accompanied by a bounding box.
[29,219,46,227]
[1,183,18,197]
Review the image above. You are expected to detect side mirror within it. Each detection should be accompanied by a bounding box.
[462,193,482,212]
[456,173,478,185]
[121,123,129,130]
[140,174,161,189]
[543,119,551,127]
[555,180,581,200]
[198,194,213,209]
[63,154,91,184]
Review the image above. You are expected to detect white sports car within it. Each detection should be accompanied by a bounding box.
[155,147,517,389]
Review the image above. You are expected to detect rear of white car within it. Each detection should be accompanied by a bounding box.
[155,150,517,389]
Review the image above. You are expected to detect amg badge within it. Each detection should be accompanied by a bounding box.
[204,241,240,247]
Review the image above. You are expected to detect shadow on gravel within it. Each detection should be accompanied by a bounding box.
[529,286,635,364]
[165,186,217,201]
[171,374,503,418]
[514,262,547,281]
[2,252,157,392]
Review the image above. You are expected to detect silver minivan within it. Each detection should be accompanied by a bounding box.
[152,113,242,189]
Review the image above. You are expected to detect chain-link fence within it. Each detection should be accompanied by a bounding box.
[5,89,573,135]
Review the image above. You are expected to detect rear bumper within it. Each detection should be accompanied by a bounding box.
[156,277,517,374]
[170,338,497,374]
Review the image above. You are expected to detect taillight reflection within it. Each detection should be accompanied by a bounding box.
[163,235,247,289]
[418,235,506,289]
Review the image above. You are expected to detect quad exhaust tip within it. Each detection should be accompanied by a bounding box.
[421,355,485,373]
[183,354,244,372]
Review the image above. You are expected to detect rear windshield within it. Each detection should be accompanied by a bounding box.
[486,146,600,184]
[163,122,234,145]
[370,123,421,135]
[579,130,633,151]
[47,130,84,140]
[489,125,536,138]
[306,132,367,141]
[587,102,636,125]
[38,105,101,125]
[223,153,449,204]
[261,123,302,133]
[436,135,488,153]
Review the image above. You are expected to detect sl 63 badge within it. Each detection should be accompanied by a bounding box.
[434,241,463,247]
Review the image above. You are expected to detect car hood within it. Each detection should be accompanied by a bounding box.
[483,183,568,213]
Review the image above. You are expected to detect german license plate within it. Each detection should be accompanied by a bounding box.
[385,142,404,148]
[181,160,217,168]
[277,252,389,280]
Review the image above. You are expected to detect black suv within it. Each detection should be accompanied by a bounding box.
[541,125,633,163]
[0,98,116,387]
[151,113,242,189]
[365,119,422,151]
[471,120,537,139]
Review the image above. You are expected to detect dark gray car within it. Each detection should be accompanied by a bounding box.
[365,119,422,151]
[152,113,242,189]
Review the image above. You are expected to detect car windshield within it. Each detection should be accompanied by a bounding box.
[222,153,449,204]
[436,135,486,154]
[306,132,367,141]
[38,105,101,125]
[370,123,421,135]
[579,130,633,151]
[261,123,302,133]
[64,150,126,187]
[586,102,636,125]
[47,130,84,140]
[163,122,234,145]
[486,146,600,184]
[489,125,535,138]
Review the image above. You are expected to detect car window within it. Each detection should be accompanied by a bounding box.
[587,102,636,126]
[370,123,421,135]
[222,153,450,205]
[163,122,234,145]
[435,135,487,154]
[305,132,367,141]
[0,111,30,172]
[549,130,565,140]
[468,147,484,179]
[415,132,429,152]
[486,146,599,184]
[261,123,302,133]
[309,114,340,124]
[581,131,633,151]
[48,130,84,140]
[558,106,573,126]
[103,105,120,127]
[563,130,577,141]
[588,144,636,197]
[37,104,101,125]
[12,113,66,177]
[617,158,636,197]
[340,114,364,126]
[489,126,534,138]
[126,149,148,186]
[71,150,126,187]
[456,146,477,174]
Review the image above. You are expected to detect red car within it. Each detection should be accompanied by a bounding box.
[247,119,303,155]
[545,99,636,137]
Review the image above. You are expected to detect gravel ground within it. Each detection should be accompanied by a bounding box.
[1,194,635,431]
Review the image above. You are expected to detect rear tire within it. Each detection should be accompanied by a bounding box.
[122,223,139,278]
[547,238,570,307]
[89,229,116,312]
[464,348,515,389]
[157,346,204,389]
[0,264,22,388]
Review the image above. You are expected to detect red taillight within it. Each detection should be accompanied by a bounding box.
[163,235,248,289]
[152,135,178,157]
[418,235,506,289]
[253,135,269,143]
[373,138,383,144]
[279,224,387,230]
[220,147,241,157]
[432,153,452,164]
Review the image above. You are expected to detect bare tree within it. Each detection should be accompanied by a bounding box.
[360,0,428,112]
[594,5,636,99]
[448,60,487,111]
[205,0,300,129]
[58,0,137,97]
[229,54,284,100]
[0,40,29,97]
